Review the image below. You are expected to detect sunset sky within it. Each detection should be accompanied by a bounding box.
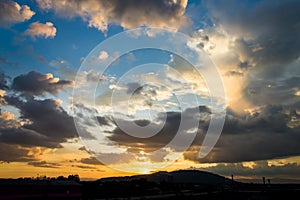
[1,0,300,182]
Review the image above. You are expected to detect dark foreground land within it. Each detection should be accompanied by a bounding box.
[1,170,300,199]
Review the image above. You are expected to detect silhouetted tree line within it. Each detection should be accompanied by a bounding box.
[17,174,80,182]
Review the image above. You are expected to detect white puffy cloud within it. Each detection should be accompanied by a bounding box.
[36,0,189,32]
[0,0,35,27]
[25,22,57,39]
[98,51,109,60]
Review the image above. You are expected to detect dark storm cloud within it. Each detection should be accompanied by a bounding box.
[222,105,291,134]
[244,76,300,106]
[207,0,300,79]
[104,103,300,163]
[12,71,73,96]
[199,161,300,181]
[11,98,78,141]
[107,106,210,153]
[0,97,66,151]
[108,116,178,152]
[207,0,300,66]
[0,92,85,162]
[0,128,61,148]
[205,0,300,116]
[0,142,35,163]
[2,95,87,148]
[184,105,300,163]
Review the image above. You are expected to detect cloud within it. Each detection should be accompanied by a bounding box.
[0,76,86,162]
[97,116,110,126]
[94,66,206,114]
[25,22,57,39]
[191,0,300,114]
[14,45,47,63]
[0,108,19,129]
[126,82,143,95]
[108,116,179,152]
[12,71,73,96]
[107,106,209,153]
[0,71,9,89]
[49,59,77,80]
[203,0,300,86]
[98,51,109,60]
[36,0,189,32]
[6,98,78,142]
[0,127,62,148]
[0,93,5,107]
[0,56,18,67]
[184,105,300,163]
[1,91,88,150]
[71,165,98,170]
[206,0,300,67]
[225,70,244,77]
[0,111,14,121]
[0,142,35,163]
[93,152,134,165]
[244,76,300,106]
[80,157,103,165]
[199,161,300,181]
[28,160,61,168]
[99,103,300,163]
[78,146,87,151]
[0,0,35,27]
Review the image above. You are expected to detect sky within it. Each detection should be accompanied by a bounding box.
[0,0,300,182]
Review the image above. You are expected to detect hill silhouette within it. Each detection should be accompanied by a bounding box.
[99,169,229,185]
[2,170,300,199]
